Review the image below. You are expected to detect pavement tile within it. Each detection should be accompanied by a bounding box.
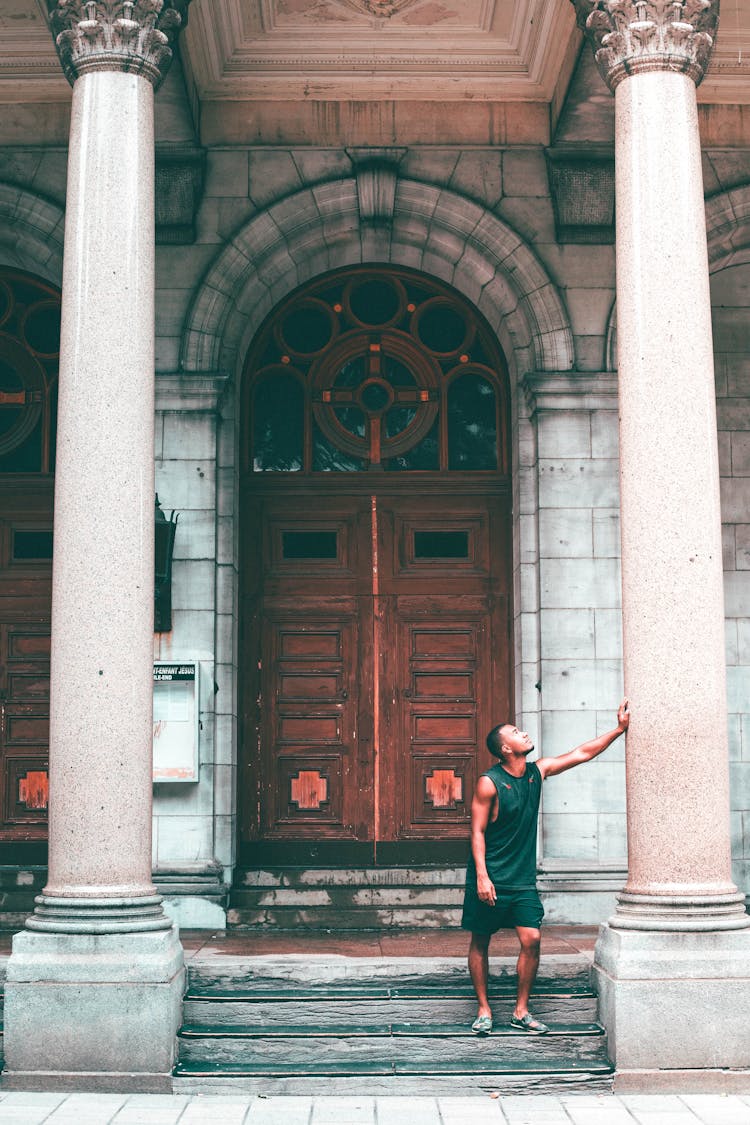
[246,1097,312,1125]
[498,1094,572,1124]
[372,1095,440,1124]
[0,1113,57,1125]
[618,1095,700,1123]
[110,1115,184,1125]
[436,1095,504,1124]
[560,1102,636,1125]
[52,1097,128,1107]
[677,1096,750,1124]
[310,1096,374,1124]
[45,1110,126,1121]
[111,1099,188,1125]
[0,1098,66,1108]
[180,1096,253,1123]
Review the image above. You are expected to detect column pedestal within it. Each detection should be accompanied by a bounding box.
[3,929,185,1093]
[594,924,750,1091]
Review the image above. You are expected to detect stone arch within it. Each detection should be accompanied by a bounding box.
[180,179,574,379]
[0,183,64,286]
[606,182,750,371]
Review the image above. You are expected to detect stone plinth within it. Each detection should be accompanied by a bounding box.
[3,929,185,1092]
[594,923,750,1090]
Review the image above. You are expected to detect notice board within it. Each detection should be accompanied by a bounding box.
[153,662,200,782]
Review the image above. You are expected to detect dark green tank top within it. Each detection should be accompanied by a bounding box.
[468,760,542,890]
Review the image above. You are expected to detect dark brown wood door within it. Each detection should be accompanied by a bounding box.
[376,492,510,860]
[240,493,376,863]
[239,484,511,865]
[0,481,53,851]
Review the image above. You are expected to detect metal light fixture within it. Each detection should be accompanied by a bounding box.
[154,494,178,633]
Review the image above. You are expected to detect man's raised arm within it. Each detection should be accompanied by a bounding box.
[536,699,629,780]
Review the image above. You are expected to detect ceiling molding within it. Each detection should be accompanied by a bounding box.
[0,0,749,108]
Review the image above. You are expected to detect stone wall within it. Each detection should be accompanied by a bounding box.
[1,131,748,923]
[713,261,750,902]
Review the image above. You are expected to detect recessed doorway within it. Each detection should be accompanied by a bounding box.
[239,266,513,866]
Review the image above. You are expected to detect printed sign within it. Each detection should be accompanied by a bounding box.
[153,662,199,782]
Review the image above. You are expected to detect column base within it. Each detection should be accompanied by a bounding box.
[2,925,185,1091]
[593,921,750,1077]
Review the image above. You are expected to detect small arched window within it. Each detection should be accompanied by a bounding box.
[448,372,498,471]
[252,370,304,472]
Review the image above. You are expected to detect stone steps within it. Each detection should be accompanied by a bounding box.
[228,867,467,930]
[173,958,612,1095]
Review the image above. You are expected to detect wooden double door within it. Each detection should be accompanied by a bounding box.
[0,480,53,858]
[240,483,512,865]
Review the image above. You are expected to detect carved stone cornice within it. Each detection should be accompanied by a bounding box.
[47,1,190,89]
[570,1,719,91]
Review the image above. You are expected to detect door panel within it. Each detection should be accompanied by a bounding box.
[240,496,375,856]
[240,486,511,864]
[376,494,510,849]
[0,485,53,845]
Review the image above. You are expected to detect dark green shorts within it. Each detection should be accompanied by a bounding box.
[461,882,544,934]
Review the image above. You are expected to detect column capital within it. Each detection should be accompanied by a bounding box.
[47,1,190,89]
[571,0,720,91]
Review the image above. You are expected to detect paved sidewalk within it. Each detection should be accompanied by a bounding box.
[0,1093,749,1125]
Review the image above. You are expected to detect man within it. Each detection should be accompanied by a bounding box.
[463,700,630,1035]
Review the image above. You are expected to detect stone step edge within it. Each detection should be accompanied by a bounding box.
[184,986,596,1002]
[172,1074,614,1097]
[178,1021,604,1039]
[185,953,593,976]
[173,1059,614,1078]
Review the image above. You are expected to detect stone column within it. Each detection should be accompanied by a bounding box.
[3,1,190,1092]
[572,0,750,1089]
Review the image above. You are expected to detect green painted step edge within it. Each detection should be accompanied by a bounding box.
[178,1022,604,1039]
[184,986,595,1002]
[173,1059,614,1078]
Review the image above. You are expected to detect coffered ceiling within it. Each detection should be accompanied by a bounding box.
[1,1,749,114]
[180,0,575,102]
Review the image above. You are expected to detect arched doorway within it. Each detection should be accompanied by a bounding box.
[0,269,60,861]
[239,266,512,865]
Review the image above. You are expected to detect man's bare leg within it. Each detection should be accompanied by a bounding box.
[468,931,492,1018]
[513,925,541,1018]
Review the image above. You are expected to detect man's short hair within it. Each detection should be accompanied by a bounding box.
[486,723,510,758]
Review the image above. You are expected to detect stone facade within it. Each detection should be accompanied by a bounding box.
[0,28,748,930]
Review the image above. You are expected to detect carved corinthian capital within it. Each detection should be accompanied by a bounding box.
[570,1,720,91]
[47,1,190,88]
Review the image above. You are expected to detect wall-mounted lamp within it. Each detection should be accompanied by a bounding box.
[154,494,178,633]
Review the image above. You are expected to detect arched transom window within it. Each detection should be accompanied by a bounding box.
[0,270,60,475]
[242,267,509,475]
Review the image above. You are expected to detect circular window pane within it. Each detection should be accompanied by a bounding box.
[335,357,366,389]
[0,360,23,438]
[281,301,335,356]
[0,281,12,329]
[21,301,61,358]
[348,278,401,326]
[385,405,417,439]
[383,357,417,388]
[335,405,366,440]
[360,381,391,413]
[414,300,471,355]
[0,338,45,457]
